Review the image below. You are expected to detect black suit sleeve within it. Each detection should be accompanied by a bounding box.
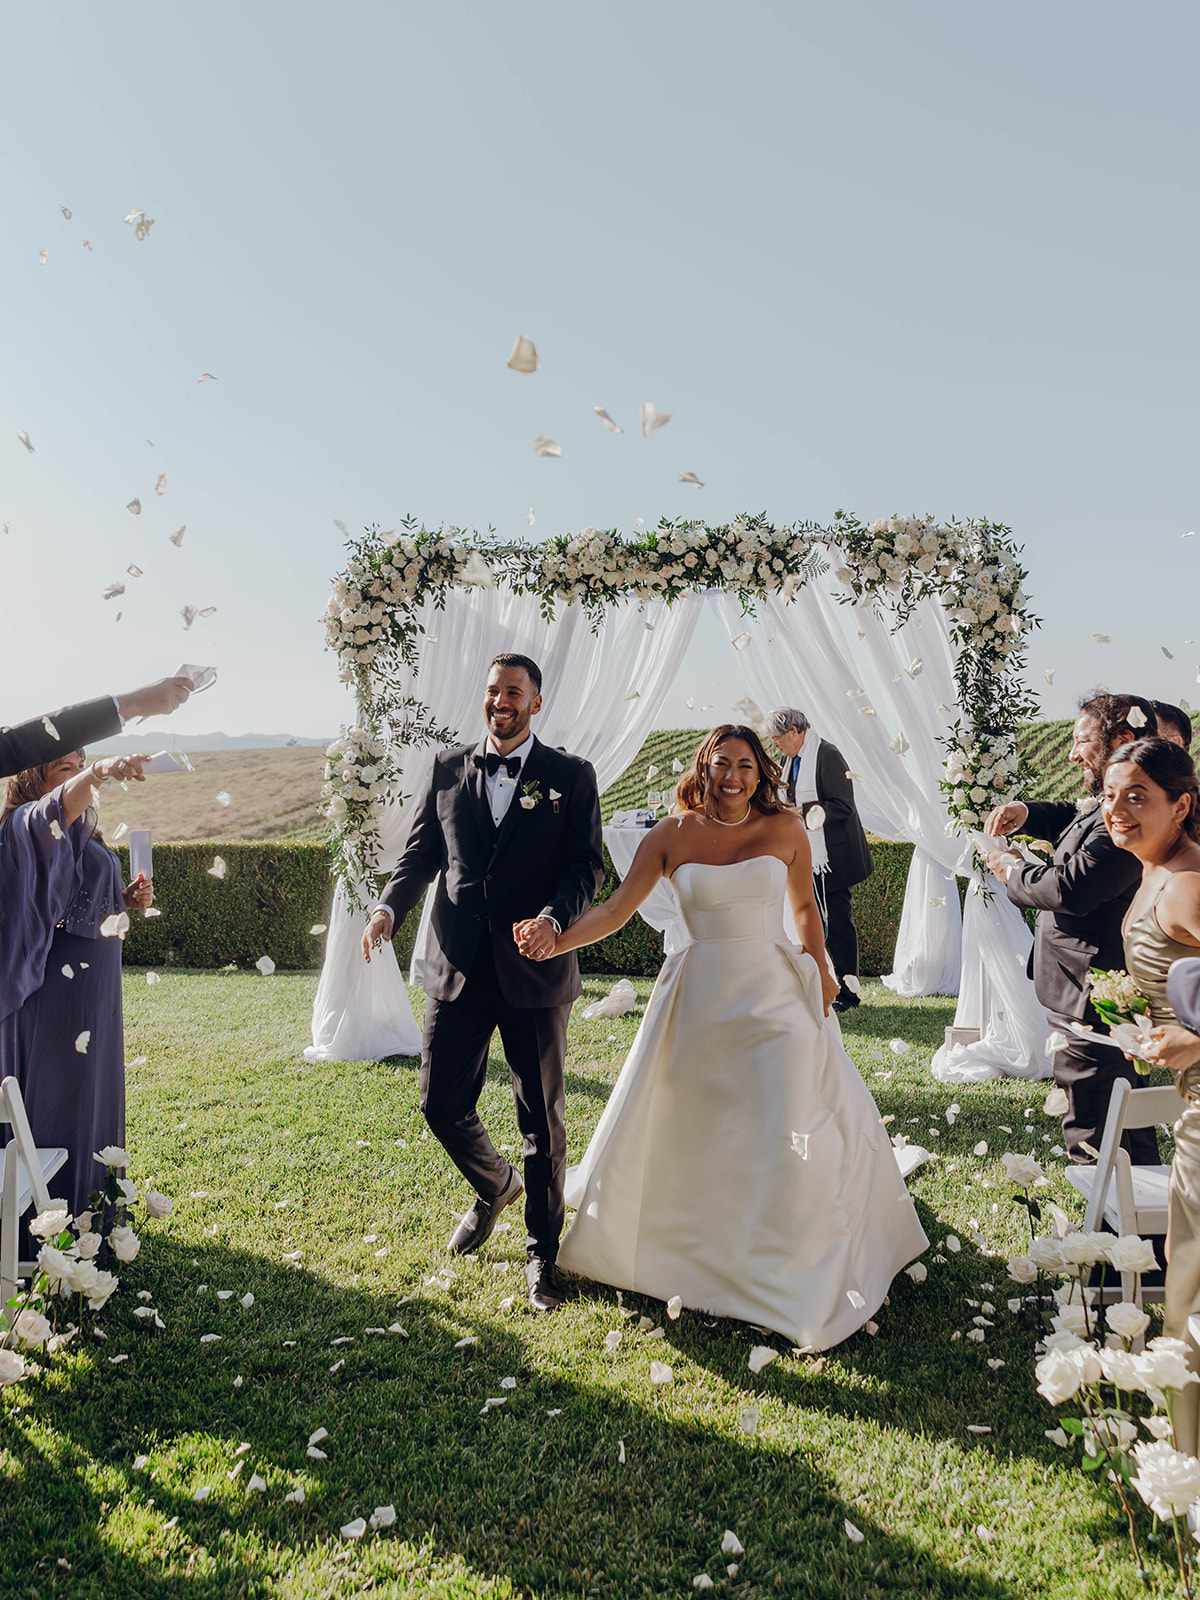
[1006,820,1141,917]
[1022,801,1079,841]
[0,696,123,779]
[541,760,605,932]
[813,743,856,826]
[377,770,444,926]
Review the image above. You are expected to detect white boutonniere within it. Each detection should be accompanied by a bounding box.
[1075,796,1099,816]
[519,780,544,811]
[549,787,561,813]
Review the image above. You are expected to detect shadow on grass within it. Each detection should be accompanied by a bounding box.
[0,1235,1039,1600]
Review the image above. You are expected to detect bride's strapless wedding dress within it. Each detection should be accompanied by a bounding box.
[559,856,928,1349]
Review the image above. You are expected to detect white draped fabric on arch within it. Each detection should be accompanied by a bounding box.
[307,580,1049,1083]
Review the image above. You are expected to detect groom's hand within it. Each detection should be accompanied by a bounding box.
[362,907,394,963]
[514,916,557,961]
[985,801,1028,837]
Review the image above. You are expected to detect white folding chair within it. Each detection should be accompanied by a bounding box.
[1065,1076,1176,1309]
[0,1076,68,1316]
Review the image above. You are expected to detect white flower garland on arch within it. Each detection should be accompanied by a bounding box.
[322,511,1038,894]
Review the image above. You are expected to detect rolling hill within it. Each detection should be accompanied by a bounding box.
[92,720,1086,845]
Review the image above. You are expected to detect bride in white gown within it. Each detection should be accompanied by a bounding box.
[516,724,928,1350]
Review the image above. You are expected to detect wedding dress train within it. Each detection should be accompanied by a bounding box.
[559,855,928,1348]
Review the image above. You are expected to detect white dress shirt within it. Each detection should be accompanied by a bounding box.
[484,730,533,828]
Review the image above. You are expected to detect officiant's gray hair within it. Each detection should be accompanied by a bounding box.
[764,707,809,738]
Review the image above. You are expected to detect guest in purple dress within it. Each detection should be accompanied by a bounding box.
[0,748,152,1229]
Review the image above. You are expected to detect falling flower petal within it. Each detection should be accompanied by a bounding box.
[127,498,141,515]
[17,431,33,453]
[532,436,561,459]
[1043,1085,1069,1117]
[506,335,539,374]
[310,924,327,935]
[594,406,623,432]
[102,582,126,600]
[460,551,495,587]
[888,1038,910,1056]
[216,791,232,807]
[1163,646,1175,659]
[790,1132,810,1160]
[169,526,186,547]
[100,912,130,940]
[208,856,227,880]
[198,373,216,383]
[640,401,673,436]
[1091,633,1111,644]
[846,1289,866,1310]
[889,733,910,756]
[155,474,166,497]
[731,632,751,651]
[679,471,704,487]
[39,250,48,265]
[181,605,198,630]
[255,956,275,976]
[805,804,826,832]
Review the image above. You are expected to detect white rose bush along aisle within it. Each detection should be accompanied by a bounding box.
[1,1147,171,1386]
[321,511,1038,893]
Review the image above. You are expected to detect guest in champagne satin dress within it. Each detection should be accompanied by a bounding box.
[1104,737,1200,1450]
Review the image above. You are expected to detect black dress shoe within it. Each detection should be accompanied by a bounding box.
[525,1255,564,1314]
[447,1167,523,1255]
[832,990,861,1014]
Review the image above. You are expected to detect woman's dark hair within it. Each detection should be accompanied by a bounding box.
[1104,736,1200,843]
[489,652,542,693]
[675,725,787,817]
[1154,701,1193,749]
[1078,691,1158,754]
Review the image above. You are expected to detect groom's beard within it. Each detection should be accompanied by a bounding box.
[486,708,530,744]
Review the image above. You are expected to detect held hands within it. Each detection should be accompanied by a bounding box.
[514,916,558,962]
[123,872,154,911]
[1144,1025,1200,1075]
[984,801,1028,837]
[361,908,393,963]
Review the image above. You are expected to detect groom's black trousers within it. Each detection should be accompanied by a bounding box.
[420,937,571,1261]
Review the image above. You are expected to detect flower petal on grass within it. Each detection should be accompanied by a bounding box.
[748,1346,778,1374]
[369,1504,396,1529]
[649,1360,673,1386]
[721,1531,744,1555]
[667,1295,683,1320]
[844,1520,864,1543]
[340,1517,367,1540]
[738,1407,759,1435]
[284,1485,305,1504]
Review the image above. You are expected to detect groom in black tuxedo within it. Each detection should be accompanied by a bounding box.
[362,653,604,1312]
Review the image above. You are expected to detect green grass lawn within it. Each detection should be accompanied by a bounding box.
[0,972,1175,1598]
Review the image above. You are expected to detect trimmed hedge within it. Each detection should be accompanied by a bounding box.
[117,838,916,977]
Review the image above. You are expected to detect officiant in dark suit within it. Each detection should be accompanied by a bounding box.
[984,691,1161,1165]
[362,653,604,1313]
[766,706,873,1013]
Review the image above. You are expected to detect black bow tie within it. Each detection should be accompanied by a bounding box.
[482,751,521,779]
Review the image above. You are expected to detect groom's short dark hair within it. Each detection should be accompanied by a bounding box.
[490,652,542,693]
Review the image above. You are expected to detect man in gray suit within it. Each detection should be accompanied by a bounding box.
[984,691,1160,1164]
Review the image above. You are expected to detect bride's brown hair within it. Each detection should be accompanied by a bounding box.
[674,725,788,817]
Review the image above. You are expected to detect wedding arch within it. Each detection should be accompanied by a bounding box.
[307,511,1050,1084]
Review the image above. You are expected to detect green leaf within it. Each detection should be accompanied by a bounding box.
[1059,1417,1085,1436]
[1081,1449,1104,1472]
[1027,1200,1042,1222]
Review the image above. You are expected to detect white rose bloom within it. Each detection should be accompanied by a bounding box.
[1052,1304,1091,1339]
[1001,1152,1045,1188]
[327,795,348,820]
[1100,1345,1146,1394]
[86,1270,119,1311]
[1136,1337,1199,1397]
[1035,1347,1085,1406]
[1106,1301,1151,1343]
[109,1225,141,1263]
[75,1231,102,1259]
[144,1191,173,1219]
[1084,1415,1138,1456]
[92,1145,131,1169]
[1059,1231,1109,1268]
[1105,1235,1158,1275]
[1131,1441,1200,1520]
[13,1309,52,1347]
[36,1246,79,1292]
[0,1349,26,1386]
[1006,1255,1037,1286]
[29,1206,72,1240]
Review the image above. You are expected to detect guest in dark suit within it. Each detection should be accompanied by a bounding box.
[984,690,1160,1164]
[1,675,194,779]
[765,707,873,1012]
[362,653,604,1312]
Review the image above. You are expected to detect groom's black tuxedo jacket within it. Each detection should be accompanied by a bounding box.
[378,735,605,1008]
[1005,801,1141,1023]
[0,696,122,779]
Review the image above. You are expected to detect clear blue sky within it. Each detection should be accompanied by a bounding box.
[3,1,1198,742]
